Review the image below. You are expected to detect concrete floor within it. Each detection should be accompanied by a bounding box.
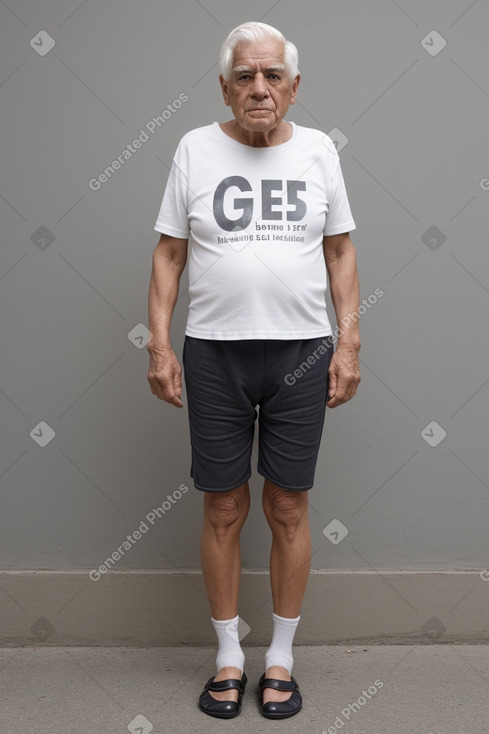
[0,645,486,733]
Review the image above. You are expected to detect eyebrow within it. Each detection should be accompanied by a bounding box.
[232,64,287,75]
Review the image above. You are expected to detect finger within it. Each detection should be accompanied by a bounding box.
[167,393,184,408]
[154,375,177,402]
[327,369,337,402]
[168,376,183,406]
[173,370,183,398]
[345,382,357,401]
[159,387,184,407]
[328,376,348,406]
[329,379,358,407]
[161,376,184,407]
[148,375,163,399]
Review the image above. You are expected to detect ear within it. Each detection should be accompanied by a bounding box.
[289,74,300,105]
[219,74,231,107]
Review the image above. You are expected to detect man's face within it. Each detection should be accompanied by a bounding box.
[219,38,300,134]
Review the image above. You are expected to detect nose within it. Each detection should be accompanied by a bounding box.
[250,72,269,99]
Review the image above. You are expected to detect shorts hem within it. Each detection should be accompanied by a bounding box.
[257,467,312,491]
[192,474,251,493]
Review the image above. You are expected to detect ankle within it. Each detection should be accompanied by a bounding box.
[264,612,300,675]
[265,664,290,679]
[212,614,245,673]
[215,665,243,678]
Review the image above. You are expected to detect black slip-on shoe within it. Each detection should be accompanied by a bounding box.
[198,670,247,719]
[257,672,302,719]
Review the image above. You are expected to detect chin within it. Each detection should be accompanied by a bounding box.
[244,116,275,128]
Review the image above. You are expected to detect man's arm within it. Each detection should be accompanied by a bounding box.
[147,233,188,408]
[323,232,361,408]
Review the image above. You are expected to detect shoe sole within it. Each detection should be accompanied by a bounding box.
[198,704,241,719]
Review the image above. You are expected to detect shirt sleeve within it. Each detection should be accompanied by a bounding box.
[323,150,356,236]
[154,140,191,237]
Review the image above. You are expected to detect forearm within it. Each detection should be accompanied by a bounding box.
[147,249,184,347]
[326,242,361,350]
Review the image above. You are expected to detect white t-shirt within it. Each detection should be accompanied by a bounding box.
[154,121,356,339]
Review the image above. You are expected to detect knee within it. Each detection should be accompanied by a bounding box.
[204,486,249,532]
[263,485,308,531]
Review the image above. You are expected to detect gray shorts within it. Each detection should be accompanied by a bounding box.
[182,335,334,492]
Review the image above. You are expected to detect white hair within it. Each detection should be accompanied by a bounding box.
[219,21,299,81]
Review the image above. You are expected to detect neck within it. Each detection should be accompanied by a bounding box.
[221,120,292,147]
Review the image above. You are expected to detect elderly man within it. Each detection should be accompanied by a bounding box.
[147,21,360,720]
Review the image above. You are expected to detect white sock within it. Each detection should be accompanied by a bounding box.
[265,612,300,674]
[211,614,245,674]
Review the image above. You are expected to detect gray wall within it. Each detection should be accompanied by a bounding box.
[1,0,488,574]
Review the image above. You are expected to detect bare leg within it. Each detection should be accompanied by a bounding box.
[200,482,250,702]
[261,478,311,704]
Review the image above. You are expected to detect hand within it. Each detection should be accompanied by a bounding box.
[326,345,361,408]
[147,343,183,408]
